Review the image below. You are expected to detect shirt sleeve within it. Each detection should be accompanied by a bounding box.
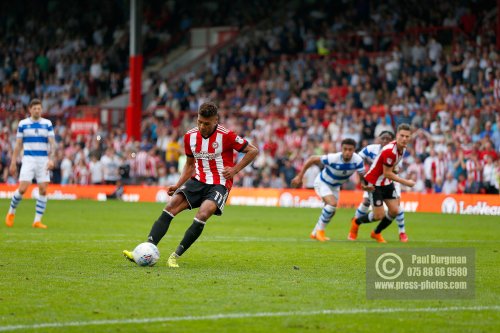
[358,147,368,160]
[227,130,248,152]
[356,161,365,175]
[184,133,193,157]
[381,150,396,167]
[16,123,23,139]
[47,121,55,137]
[320,154,329,165]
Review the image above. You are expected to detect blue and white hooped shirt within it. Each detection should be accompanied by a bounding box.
[319,152,365,187]
[16,117,55,162]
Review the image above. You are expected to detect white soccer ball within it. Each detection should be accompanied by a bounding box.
[132,242,160,267]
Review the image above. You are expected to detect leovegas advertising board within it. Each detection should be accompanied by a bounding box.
[0,184,171,203]
[0,184,498,215]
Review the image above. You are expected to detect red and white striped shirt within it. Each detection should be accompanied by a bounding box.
[134,150,149,177]
[184,124,248,190]
[365,141,406,186]
[432,158,447,181]
[465,159,482,183]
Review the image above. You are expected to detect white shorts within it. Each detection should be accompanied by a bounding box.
[394,182,401,198]
[314,176,340,201]
[19,160,51,183]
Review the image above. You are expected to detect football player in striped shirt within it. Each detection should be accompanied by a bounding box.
[352,131,409,242]
[124,102,258,267]
[6,99,56,229]
[291,138,373,241]
[349,124,415,243]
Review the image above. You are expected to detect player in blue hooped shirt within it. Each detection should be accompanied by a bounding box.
[6,99,56,229]
[292,138,373,241]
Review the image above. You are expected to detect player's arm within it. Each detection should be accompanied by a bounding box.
[9,138,22,175]
[47,136,56,170]
[383,164,415,187]
[355,157,374,192]
[291,155,322,188]
[358,173,375,192]
[166,156,195,196]
[222,143,258,179]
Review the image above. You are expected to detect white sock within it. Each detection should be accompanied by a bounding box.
[396,207,405,233]
[355,202,370,218]
[34,195,47,223]
[312,205,336,234]
[9,190,23,214]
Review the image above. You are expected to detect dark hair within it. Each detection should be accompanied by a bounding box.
[198,101,218,118]
[397,123,411,132]
[341,138,356,147]
[29,99,42,108]
[379,130,395,139]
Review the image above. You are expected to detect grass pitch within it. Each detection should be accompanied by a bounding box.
[0,199,499,332]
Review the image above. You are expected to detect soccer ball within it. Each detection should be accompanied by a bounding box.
[132,242,160,267]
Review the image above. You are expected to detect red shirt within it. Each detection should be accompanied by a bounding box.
[184,124,248,190]
[365,141,406,186]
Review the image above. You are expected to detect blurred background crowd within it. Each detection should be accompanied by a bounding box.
[0,0,499,195]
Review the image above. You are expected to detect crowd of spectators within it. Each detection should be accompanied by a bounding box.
[0,0,283,115]
[0,0,499,195]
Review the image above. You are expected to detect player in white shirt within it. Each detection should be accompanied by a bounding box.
[353,131,409,242]
[292,138,372,241]
[6,99,56,229]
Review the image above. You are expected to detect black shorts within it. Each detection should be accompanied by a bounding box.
[369,183,398,207]
[175,178,229,216]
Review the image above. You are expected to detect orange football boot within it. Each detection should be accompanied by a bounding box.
[347,218,359,240]
[370,230,387,243]
[315,230,330,242]
[5,213,15,227]
[33,221,48,229]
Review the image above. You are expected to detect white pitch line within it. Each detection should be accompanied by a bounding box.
[0,305,498,332]
[2,237,500,244]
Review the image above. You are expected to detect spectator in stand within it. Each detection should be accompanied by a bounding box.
[442,172,458,194]
[100,147,121,185]
[482,155,499,194]
[374,117,393,138]
[89,154,103,185]
[464,173,481,194]
[60,152,73,185]
[1,0,498,194]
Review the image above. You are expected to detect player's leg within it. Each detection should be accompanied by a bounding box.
[6,181,30,227]
[147,193,190,245]
[168,184,226,268]
[396,201,408,242]
[31,161,52,229]
[123,183,193,263]
[32,181,50,229]
[311,179,338,241]
[169,200,217,263]
[371,195,399,243]
[311,194,337,242]
[349,187,384,240]
[354,192,371,218]
[393,183,408,242]
[6,162,34,227]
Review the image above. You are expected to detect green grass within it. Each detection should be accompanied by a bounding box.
[0,199,499,332]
